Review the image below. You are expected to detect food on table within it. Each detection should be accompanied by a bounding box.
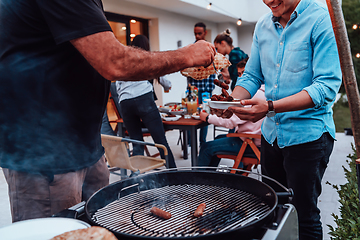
[50,226,117,240]
[194,203,206,217]
[180,53,231,80]
[214,79,229,90]
[150,206,172,220]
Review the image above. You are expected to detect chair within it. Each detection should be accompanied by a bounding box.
[101,134,167,177]
[215,133,261,176]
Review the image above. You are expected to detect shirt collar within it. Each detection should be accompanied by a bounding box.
[271,0,312,23]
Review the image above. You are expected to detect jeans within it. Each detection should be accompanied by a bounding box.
[197,134,257,168]
[261,133,334,240]
[120,92,176,168]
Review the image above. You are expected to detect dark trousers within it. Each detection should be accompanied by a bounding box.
[120,92,176,168]
[261,133,333,240]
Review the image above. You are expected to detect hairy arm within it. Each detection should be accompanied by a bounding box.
[70,31,215,81]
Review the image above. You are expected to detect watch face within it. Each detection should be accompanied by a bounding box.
[266,111,276,117]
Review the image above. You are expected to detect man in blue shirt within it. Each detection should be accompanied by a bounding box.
[227,0,342,239]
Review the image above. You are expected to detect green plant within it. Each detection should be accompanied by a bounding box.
[326,145,360,239]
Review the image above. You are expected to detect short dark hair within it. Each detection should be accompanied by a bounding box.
[131,35,150,51]
[194,22,206,31]
[236,57,249,68]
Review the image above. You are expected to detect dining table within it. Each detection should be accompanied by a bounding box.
[115,115,208,167]
[162,116,209,166]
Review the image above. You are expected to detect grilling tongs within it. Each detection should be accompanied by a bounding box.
[212,62,225,83]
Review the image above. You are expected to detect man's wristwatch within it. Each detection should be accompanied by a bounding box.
[266,100,276,117]
[205,114,210,123]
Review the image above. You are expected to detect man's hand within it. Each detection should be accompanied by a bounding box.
[184,40,216,68]
[228,98,268,123]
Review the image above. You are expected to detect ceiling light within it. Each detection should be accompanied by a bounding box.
[130,19,137,23]
[352,24,358,30]
[356,53,360,58]
[207,3,212,10]
[237,18,242,26]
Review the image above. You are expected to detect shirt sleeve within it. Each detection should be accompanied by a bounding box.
[303,13,342,109]
[36,0,112,44]
[208,114,246,129]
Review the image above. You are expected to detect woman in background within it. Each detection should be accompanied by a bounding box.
[116,35,176,168]
[214,29,248,91]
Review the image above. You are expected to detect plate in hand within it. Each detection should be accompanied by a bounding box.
[208,100,243,110]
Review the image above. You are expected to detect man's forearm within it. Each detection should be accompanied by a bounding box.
[71,31,214,81]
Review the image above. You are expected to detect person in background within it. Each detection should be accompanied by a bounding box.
[213,29,248,91]
[236,58,249,78]
[198,86,265,169]
[198,57,263,169]
[223,0,342,239]
[0,0,215,222]
[116,35,177,168]
[187,22,216,147]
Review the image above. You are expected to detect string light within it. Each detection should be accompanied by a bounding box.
[352,24,358,30]
[237,18,242,26]
[356,53,360,58]
[130,19,137,23]
[204,1,242,26]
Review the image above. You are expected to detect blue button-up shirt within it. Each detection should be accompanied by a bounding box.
[237,0,342,148]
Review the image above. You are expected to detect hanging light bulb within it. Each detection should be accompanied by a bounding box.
[237,18,242,26]
[130,19,137,24]
[207,3,212,10]
[356,53,360,58]
[352,24,358,30]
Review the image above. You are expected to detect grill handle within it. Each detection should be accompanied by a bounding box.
[275,189,294,198]
[52,201,86,219]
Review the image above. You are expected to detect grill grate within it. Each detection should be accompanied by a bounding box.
[91,184,271,238]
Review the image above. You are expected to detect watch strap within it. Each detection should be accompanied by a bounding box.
[267,100,274,111]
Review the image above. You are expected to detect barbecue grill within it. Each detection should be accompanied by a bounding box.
[56,169,298,240]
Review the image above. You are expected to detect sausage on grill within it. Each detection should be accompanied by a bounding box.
[150,207,172,220]
[194,203,206,217]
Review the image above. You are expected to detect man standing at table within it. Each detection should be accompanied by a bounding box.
[223,0,341,239]
[187,22,216,148]
[0,0,215,222]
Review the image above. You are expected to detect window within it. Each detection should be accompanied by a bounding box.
[105,12,149,46]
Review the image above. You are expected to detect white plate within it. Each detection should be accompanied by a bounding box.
[192,114,200,119]
[0,217,90,240]
[208,100,243,110]
[158,107,185,115]
[161,114,181,121]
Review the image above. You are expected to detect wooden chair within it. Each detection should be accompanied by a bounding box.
[215,133,261,176]
[101,134,167,177]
